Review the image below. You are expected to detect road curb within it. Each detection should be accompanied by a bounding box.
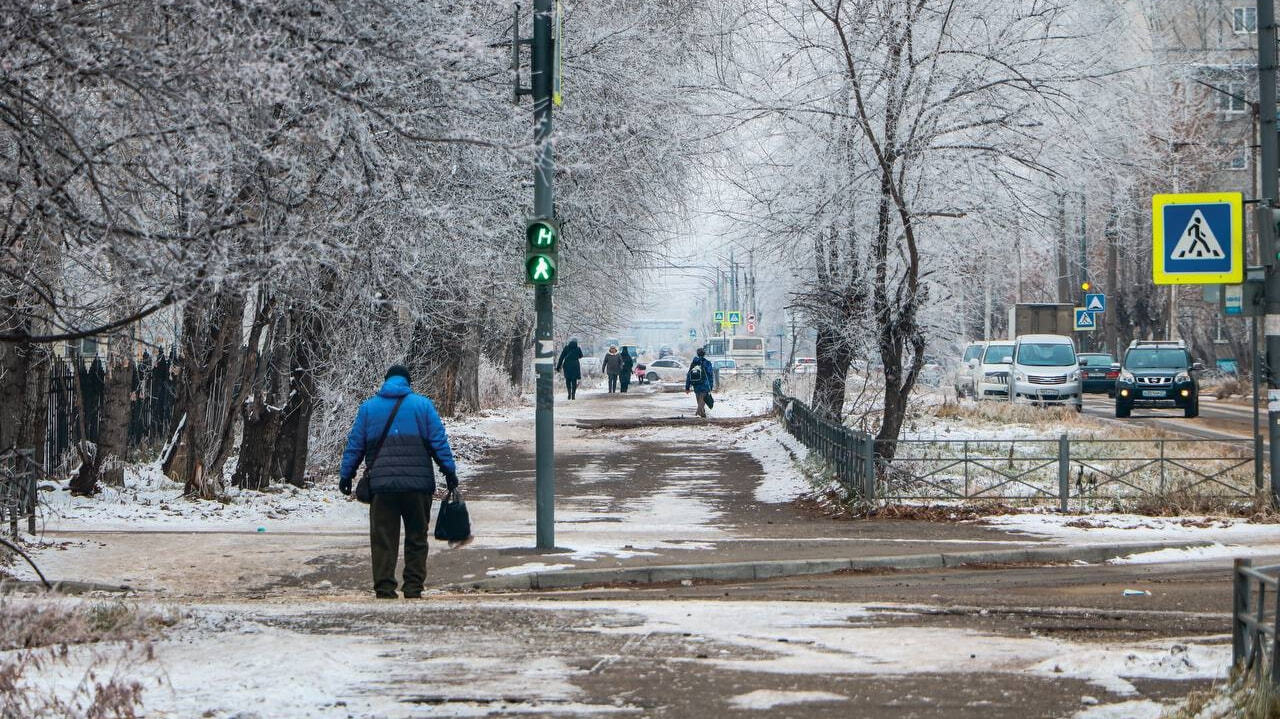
[451,540,1212,593]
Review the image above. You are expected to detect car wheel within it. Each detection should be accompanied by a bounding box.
[1115,402,1130,418]
[1184,401,1199,419]
[647,372,659,381]
[1074,402,1083,414]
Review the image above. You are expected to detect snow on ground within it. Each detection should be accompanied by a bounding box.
[8,599,1227,717]
[987,512,1280,547]
[1071,699,1166,719]
[486,562,576,576]
[731,420,813,503]
[1109,542,1280,565]
[727,689,846,710]
[569,600,1229,694]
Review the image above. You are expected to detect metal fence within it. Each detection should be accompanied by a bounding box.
[1234,559,1280,684]
[772,380,1259,508]
[0,449,38,539]
[45,350,178,476]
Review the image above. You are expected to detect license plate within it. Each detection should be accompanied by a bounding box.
[1038,390,1058,397]
[1142,390,1165,398]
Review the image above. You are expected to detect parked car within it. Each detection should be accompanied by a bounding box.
[792,357,817,374]
[658,344,673,358]
[1008,334,1082,412]
[971,342,1012,400]
[710,357,738,375]
[1077,352,1119,396]
[955,342,986,397]
[644,357,688,383]
[1114,339,1202,418]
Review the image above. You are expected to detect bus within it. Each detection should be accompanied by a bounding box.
[728,337,766,368]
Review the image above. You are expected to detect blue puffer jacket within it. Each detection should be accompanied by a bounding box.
[340,376,457,494]
[685,356,714,393]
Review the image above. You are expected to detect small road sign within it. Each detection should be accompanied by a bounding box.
[747,313,756,322]
[746,322,756,333]
[1074,308,1096,331]
[714,311,724,323]
[1225,285,1243,316]
[1084,293,1105,312]
[727,311,743,325]
[1152,192,1243,285]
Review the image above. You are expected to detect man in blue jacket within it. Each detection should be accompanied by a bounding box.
[685,347,715,418]
[340,365,458,599]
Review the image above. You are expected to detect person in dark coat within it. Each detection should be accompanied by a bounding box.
[556,339,584,399]
[602,346,624,393]
[685,347,715,418]
[339,365,458,599]
[619,347,635,393]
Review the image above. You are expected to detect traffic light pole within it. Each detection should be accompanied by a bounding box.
[1258,0,1280,505]
[532,0,556,548]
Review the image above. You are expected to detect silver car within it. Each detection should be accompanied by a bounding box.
[1008,334,1082,412]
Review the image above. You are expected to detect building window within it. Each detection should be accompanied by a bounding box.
[1218,81,1248,113]
[1224,144,1248,170]
[1235,7,1258,33]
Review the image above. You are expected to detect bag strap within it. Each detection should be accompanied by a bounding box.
[367,396,407,469]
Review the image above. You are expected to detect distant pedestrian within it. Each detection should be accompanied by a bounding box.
[339,365,458,599]
[556,339,583,399]
[619,348,635,393]
[685,348,715,418]
[602,346,624,393]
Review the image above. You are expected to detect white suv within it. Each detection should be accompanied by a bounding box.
[955,342,986,397]
[1008,334,1082,412]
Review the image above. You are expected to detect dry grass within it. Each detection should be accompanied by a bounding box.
[1164,670,1280,719]
[0,598,180,719]
[933,400,1093,428]
[1213,378,1245,400]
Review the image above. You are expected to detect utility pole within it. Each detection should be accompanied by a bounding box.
[1079,197,1088,352]
[1259,0,1280,505]
[1105,206,1118,354]
[530,0,556,548]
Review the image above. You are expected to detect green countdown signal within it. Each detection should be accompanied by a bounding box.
[525,218,560,285]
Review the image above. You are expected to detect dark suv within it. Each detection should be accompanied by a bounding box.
[1114,340,1203,418]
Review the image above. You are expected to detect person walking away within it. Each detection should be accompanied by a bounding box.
[556,339,583,399]
[602,346,623,393]
[685,348,715,418]
[619,347,635,393]
[339,365,458,599]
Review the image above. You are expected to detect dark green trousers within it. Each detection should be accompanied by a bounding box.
[369,491,432,596]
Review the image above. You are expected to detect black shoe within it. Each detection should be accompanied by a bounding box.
[375,592,397,599]
[404,592,422,599]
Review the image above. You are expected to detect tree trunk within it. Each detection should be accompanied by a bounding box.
[95,349,133,486]
[505,320,529,389]
[811,327,853,419]
[231,389,282,490]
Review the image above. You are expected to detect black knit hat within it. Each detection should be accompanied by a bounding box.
[385,364,411,382]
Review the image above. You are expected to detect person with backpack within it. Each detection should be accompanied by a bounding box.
[602,346,624,393]
[339,364,458,599]
[556,339,584,399]
[685,347,715,418]
[618,347,635,393]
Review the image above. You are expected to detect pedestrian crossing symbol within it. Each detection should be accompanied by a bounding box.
[1074,308,1096,332]
[1152,192,1243,285]
[1084,293,1105,312]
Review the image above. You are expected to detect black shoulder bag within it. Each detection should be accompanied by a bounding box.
[356,396,406,504]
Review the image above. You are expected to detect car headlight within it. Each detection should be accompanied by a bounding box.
[1014,372,1026,383]
[1120,370,1135,383]
[1174,372,1190,383]
[1070,370,1081,382]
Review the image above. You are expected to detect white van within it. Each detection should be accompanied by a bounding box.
[1009,334,1081,411]
[973,341,1014,400]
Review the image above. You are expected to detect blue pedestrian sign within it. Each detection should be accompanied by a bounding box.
[1084,293,1105,312]
[713,311,724,323]
[1074,308,1096,332]
[1152,192,1243,285]
[689,328,697,338]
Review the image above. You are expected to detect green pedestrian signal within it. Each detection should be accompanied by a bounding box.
[525,217,560,285]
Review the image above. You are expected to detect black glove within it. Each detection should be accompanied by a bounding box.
[445,473,459,491]
[339,476,352,495]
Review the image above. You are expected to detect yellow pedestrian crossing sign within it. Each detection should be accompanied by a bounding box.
[1152,192,1243,284]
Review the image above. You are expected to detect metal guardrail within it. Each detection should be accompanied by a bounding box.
[0,449,38,539]
[772,380,1258,507]
[1234,559,1280,684]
